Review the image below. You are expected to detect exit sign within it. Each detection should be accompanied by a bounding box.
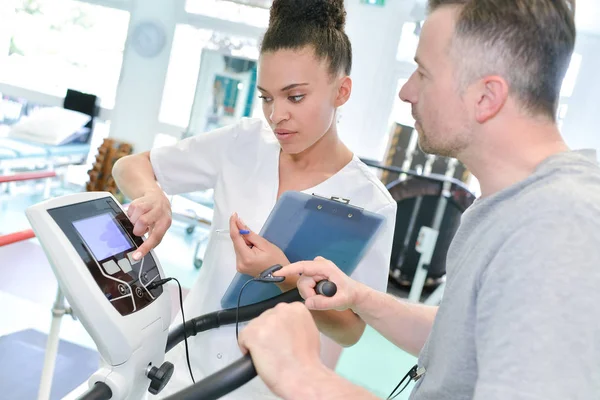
[361,0,385,6]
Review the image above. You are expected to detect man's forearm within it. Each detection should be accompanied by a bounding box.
[352,284,437,357]
[282,363,378,400]
[112,152,161,200]
[311,309,365,347]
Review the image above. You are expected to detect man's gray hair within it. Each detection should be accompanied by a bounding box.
[429,0,576,120]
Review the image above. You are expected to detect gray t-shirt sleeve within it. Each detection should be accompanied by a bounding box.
[474,212,600,400]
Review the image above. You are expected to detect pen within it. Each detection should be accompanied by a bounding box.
[216,229,250,234]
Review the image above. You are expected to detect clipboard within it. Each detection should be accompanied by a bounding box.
[221,191,385,308]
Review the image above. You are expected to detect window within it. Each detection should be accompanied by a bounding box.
[159,25,213,128]
[186,0,270,29]
[557,52,582,129]
[159,24,259,129]
[389,78,414,128]
[152,132,178,149]
[0,0,129,109]
[396,21,421,64]
[560,53,582,98]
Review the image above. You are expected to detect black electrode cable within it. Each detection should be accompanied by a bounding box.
[148,277,195,384]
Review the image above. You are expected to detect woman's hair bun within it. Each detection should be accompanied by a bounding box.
[269,0,346,31]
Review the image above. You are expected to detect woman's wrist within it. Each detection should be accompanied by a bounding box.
[277,271,298,292]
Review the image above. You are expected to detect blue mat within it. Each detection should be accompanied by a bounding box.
[0,329,99,400]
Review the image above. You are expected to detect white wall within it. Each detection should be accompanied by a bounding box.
[108,0,184,152]
[560,32,600,158]
[339,0,416,161]
[106,0,416,155]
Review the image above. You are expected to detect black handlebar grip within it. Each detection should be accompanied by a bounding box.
[315,280,337,297]
[77,382,112,400]
[164,281,338,400]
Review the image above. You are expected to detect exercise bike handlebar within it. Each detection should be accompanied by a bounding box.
[166,287,304,352]
[162,354,256,400]
[76,382,113,399]
[162,281,337,400]
[77,281,337,400]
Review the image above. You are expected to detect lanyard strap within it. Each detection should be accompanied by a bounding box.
[387,364,427,400]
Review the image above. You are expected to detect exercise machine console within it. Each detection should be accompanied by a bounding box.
[26,192,336,399]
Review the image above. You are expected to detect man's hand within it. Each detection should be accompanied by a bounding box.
[126,188,172,261]
[238,302,331,399]
[275,257,369,312]
[229,213,289,277]
[280,259,438,358]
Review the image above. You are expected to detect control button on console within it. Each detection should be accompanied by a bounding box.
[118,284,128,295]
[127,251,141,265]
[135,287,144,298]
[102,260,121,275]
[118,258,133,273]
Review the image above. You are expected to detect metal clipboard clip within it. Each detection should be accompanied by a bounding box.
[310,194,365,219]
[330,196,351,204]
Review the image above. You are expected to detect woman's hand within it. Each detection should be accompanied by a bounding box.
[229,213,290,277]
[126,188,172,261]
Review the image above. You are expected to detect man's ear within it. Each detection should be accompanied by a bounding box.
[474,76,509,123]
[334,76,352,108]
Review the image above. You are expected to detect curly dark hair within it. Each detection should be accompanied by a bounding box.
[261,0,352,77]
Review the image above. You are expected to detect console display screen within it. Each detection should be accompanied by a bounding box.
[73,213,133,261]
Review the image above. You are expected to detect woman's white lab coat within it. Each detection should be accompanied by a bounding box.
[150,118,397,399]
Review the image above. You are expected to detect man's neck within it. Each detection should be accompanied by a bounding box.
[461,118,569,198]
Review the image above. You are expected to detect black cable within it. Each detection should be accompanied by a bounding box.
[152,266,289,386]
[233,268,331,343]
[387,364,417,400]
[389,377,412,400]
[148,277,195,384]
[172,278,195,385]
[387,374,409,400]
[235,278,260,343]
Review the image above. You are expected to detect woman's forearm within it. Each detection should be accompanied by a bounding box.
[112,152,162,200]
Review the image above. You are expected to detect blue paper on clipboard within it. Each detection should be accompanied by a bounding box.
[221,191,385,309]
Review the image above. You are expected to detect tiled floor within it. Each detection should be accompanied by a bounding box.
[0,182,417,399]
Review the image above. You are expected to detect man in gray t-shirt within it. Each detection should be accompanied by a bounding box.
[232,1,600,400]
[412,149,600,399]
